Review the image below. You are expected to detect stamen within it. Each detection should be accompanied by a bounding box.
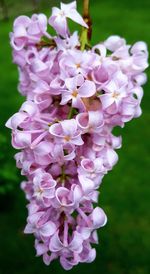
[72,90,78,97]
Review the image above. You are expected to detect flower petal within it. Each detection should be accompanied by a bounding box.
[40,221,56,237]
[67,9,88,28]
[79,80,96,98]
[49,231,63,252]
[100,94,114,109]
[79,175,95,194]
[91,207,107,228]
[34,141,53,156]
[69,231,83,253]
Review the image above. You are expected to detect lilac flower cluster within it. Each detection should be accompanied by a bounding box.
[6,1,148,270]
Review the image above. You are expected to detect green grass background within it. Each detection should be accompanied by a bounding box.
[0,0,150,273]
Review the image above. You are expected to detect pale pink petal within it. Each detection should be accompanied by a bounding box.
[49,123,63,137]
[132,86,143,102]
[86,248,96,263]
[14,25,27,38]
[67,9,88,28]
[61,1,76,11]
[69,231,83,253]
[114,71,128,87]
[91,207,107,228]
[34,141,53,156]
[107,148,118,167]
[131,41,148,55]
[24,223,35,234]
[35,240,48,256]
[20,101,37,116]
[61,119,77,136]
[76,113,89,129]
[81,158,94,172]
[79,80,96,98]
[13,132,31,149]
[71,135,84,146]
[5,112,28,129]
[122,102,135,116]
[133,73,147,86]
[72,185,82,204]
[36,13,47,32]
[43,252,58,266]
[79,175,95,194]
[60,93,72,105]
[104,35,126,52]
[56,187,74,207]
[134,106,142,118]
[49,231,63,252]
[60,256,74,271]
[14,15,30,27]
[104,80,117,93]
[88,110,104,129]
[94,158,103,172]
[50,7,61,16]
[40,221,56,237]
[65,77,77,91]
[93,44,107,58]
[49,14,67,37]
[72,96,86,111]
[79,227,91,240]
[100,94,114,109]
[63,144,76,161]
[61,1,88,28]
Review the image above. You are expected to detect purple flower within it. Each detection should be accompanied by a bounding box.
[49,1,88,37]
[10,14,49,51]
[100,71,128,113]
[49,119,84,146]
[76,110,104,133]
[24,211,57,239]
[61,75,96,110]
[33,170,56,205]
[6,2,148,269]
[49,230,83,253]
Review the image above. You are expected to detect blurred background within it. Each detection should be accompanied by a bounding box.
[0,0,150,273]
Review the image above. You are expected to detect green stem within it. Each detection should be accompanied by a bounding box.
[80,0,92,51]
[80,28,89,51]
[67,107,74,119]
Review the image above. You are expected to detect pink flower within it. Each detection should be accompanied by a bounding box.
[24,211,57,239]
[77,207,107,240]
[79,157,106,179]
[131,41,149,71]
[49,229,83,253]
[76,110,104,133]
[33,171,56,205]
[100,71,128,113]
[49,119,84,146]
[10,14,49,51]
[61,75,96,110]
[104,35,126,52]
[92,65,109,87]
[77,243,96,264]
[78,175,95,195]
[6,2,148,269]
[51,143,76,163]
[60,49,99,77]
[49,1,88,37]
[55,31,80,50]
[52,185,82,212]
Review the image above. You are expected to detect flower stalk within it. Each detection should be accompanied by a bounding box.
[6,0,148,270]
[80,0,92,50]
